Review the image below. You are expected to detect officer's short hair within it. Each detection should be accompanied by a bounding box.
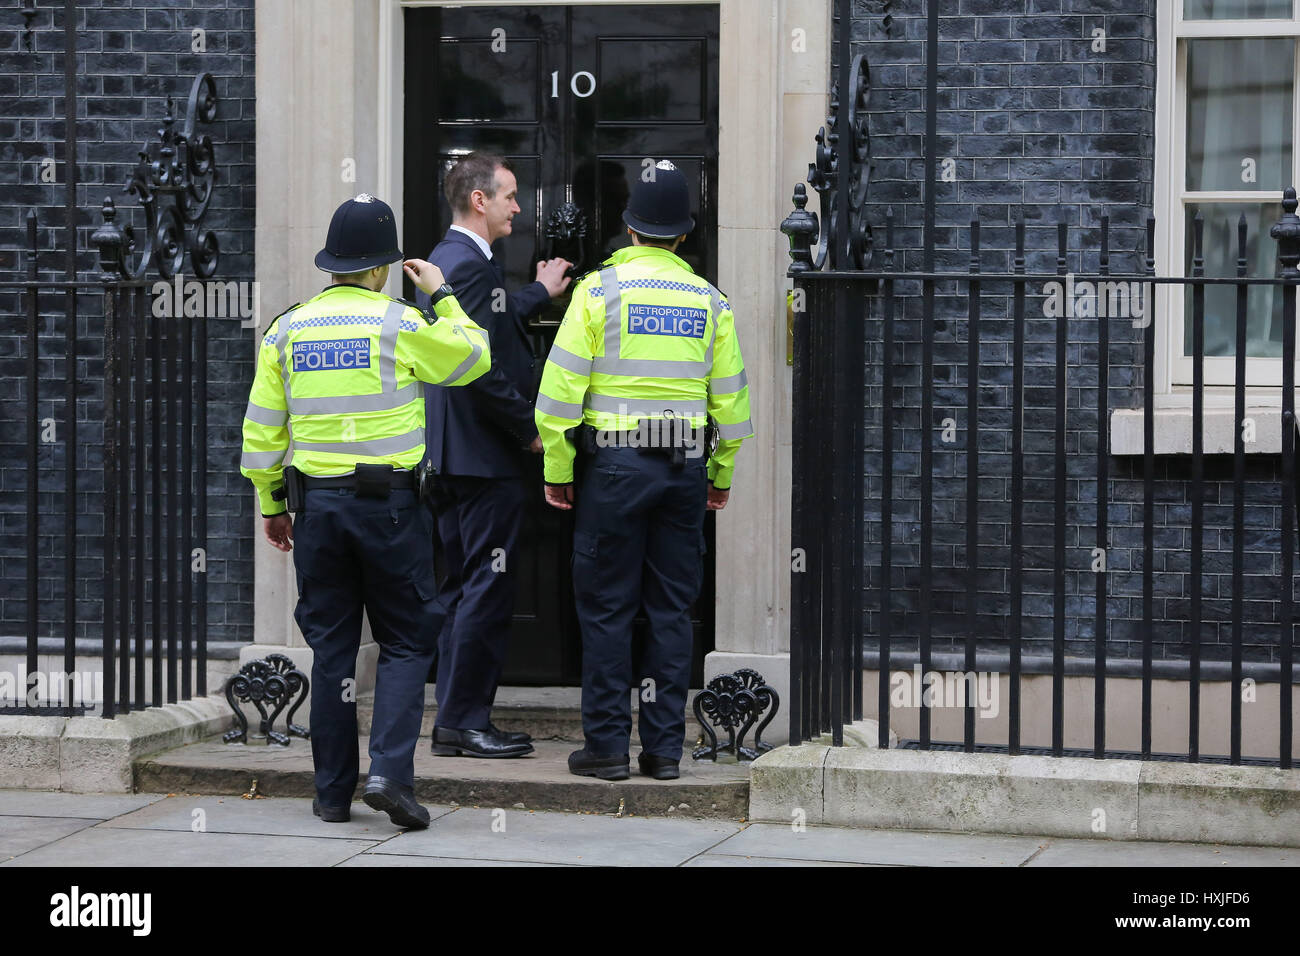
[333,267,375,283]
[630,229,679,249]
[445,152,512,216]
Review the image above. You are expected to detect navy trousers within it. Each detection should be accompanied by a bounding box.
[572,446,707,759]
[292,487,442,806]
[432,475,526,730]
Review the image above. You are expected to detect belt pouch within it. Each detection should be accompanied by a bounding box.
[354,462,393,499]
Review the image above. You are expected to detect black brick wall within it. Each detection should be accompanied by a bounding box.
[841,0,1294,668]
[0,0,256,643]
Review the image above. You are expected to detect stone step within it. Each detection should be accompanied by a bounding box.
[135,736,749,820]
[357,686,707,746]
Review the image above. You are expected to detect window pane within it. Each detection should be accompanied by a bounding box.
[1185,38,1292,191]
[1184,0,1292,19]
[1183,203,1283,357]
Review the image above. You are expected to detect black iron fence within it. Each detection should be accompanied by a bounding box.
[4,58,219,718]
[4,209,210,718]
[784,191,1300,769]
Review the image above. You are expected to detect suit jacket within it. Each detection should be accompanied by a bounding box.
[417,228,552,478]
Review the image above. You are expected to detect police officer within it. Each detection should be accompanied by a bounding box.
[240,194,491,828]
[535,161,753,781]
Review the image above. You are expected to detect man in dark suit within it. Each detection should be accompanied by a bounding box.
[416,152,572,758]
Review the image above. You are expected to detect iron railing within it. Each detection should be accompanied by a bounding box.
[5,17,219,715]
[5,212,210,718]
[783,194,1300,768]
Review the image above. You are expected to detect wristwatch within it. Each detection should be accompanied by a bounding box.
[430,283,455,306]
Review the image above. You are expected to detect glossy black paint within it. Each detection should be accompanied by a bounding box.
[404,4,720,686]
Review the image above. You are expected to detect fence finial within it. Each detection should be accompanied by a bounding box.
[1271,187,1300,277]
[781,182,819,275]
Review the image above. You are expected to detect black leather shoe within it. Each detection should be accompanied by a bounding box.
[489,722,532,745]
[312,798,351,822]
[361,775,430,829]
[568,748,630,781]
[638,753,680,780]
[431,726,534,758]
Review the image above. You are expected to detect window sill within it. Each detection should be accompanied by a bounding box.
[1110,407,1285,456]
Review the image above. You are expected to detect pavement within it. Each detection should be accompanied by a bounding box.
[2,790,1298,867]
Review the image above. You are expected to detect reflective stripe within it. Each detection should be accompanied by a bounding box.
[584,392,707,417]
[546,343,593,376]
[292,427,425,458]
[705,287,721,373]
[241,448,286,470]
[536,392,584,418]
[378,299,405,392]
[709,368,748,394]
[600,267,621,361]
[592,356,708,378]
[715,419,753,440]
[276,315,294,464]
[439,323,484,384]
[287,384,418,416]
[244,400,287,427]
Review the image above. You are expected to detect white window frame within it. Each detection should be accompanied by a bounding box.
[1156,0,1300,401]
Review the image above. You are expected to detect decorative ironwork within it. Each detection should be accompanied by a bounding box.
[92,73,220,282]
[544,201,589,277]
[691,669,780,762]
[734,667,779,754]
[1271,186,1300,277]
[222,654,310,746]
[781,52,873,272]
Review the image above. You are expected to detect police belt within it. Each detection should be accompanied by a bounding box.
[301,468,416,494]
[573,420,717,465]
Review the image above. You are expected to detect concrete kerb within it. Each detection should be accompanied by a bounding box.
[749,745,1300,847]
[0,695,230,793]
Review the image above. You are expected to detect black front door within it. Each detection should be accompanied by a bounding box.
[403,4,720,686]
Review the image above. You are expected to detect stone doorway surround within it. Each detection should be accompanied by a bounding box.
[252,0,829,739]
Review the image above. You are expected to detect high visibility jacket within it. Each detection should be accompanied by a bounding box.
[240,284,491,516]
[535,245,753,489]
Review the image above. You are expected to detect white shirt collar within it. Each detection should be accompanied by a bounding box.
[450,224,492,261]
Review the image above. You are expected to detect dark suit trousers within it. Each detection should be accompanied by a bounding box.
[433,475,526,730]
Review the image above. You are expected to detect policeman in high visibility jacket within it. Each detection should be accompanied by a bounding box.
[240,194,491,829]
[535,160,753,781]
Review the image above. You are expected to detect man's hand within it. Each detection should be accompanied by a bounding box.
[527,436,544,454]
[544,484,574,510]
[535,258,574,298]
[707,482,729,512]
[403,259,447,295]
[264,513,294,552]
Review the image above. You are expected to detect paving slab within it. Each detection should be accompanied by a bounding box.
[136,736,749,818]
[711,823,1045,866]
[1025,839,1300,867]
[0,790,165,819]
[0,816,99,861]
[371,806,742,866]
[0,826,380,867]
[684,854,869,867]
[340,852,561,867]
[99,793,454,841]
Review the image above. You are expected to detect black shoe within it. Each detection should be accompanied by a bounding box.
[312,798,351,822]
[637,753,680,780]
[489,722,533,745]
[361,775,431,829]
[431,726,534,758]
[568,748,630,781]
